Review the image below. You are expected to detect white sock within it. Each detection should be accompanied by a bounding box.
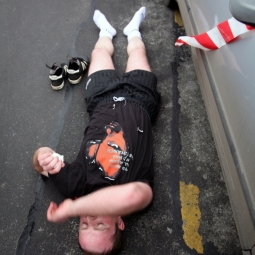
[93,10,116,39]
[123,7,146,41]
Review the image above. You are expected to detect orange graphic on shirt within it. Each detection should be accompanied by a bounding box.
[86,122,128,179]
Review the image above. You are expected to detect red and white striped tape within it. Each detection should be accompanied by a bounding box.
[175,17,255,50]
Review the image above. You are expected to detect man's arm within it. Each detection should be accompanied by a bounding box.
[47,182,153,222]
[33,147,64,176]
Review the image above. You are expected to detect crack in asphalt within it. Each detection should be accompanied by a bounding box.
[170,21,200,255]
[15,19,84,255]
[170,55,183,243]
[15,175,43,255]
[15,85,74,255]
[170,21,236,255]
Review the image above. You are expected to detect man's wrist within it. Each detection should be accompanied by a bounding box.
[66,199,77,218]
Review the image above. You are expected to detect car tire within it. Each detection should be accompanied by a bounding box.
[164,0,178,10]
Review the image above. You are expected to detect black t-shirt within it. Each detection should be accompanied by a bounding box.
[49,101,154,199]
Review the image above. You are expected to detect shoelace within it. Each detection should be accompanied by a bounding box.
[45,63,60,71]
[45,63,54,69]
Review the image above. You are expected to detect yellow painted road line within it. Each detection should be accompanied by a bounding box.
[180,182,203,254]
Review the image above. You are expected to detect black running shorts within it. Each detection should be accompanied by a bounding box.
[84,69,161,122]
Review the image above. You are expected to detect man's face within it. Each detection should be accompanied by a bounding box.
[79,216,125,253]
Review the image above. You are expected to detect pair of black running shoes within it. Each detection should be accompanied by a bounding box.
[46,57,90,90]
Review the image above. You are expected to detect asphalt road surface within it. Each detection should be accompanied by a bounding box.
[0,0,241,254]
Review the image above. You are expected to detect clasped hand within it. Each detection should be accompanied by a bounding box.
[47,199,73,223]
[38,152,65,175]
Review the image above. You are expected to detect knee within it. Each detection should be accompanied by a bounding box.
[92,48,108,56]
[92,47,114,59]
[127,47,146,60]
[127,38,146,56]
[93,38,114,56]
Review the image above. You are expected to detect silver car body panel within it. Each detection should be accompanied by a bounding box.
[230,0,255,25]
[177,0,255,249]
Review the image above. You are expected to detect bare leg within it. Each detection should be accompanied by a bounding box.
[88,36,115,76]
[88,10,117,76]
[123,7,150,72]
[125,36,151,73]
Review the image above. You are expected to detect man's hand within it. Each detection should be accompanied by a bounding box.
[33,147,65,176]
[38,152,64,175]
[47,199,73,223]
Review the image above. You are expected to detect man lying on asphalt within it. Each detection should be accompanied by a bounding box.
[33,7,160,255]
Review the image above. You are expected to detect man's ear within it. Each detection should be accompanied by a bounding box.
[118,217,125,230]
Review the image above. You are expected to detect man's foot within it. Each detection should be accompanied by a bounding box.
[67,57,90,85]
[123,7,146,41]
[46,62,68,90]
[93,10,116,39]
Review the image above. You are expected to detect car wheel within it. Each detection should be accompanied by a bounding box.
[164,0,178,10]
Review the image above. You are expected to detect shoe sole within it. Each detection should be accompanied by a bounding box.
[67,61,87,85]
[49,65,67,90]
[68,75,83,85]
[51,80,65,90]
